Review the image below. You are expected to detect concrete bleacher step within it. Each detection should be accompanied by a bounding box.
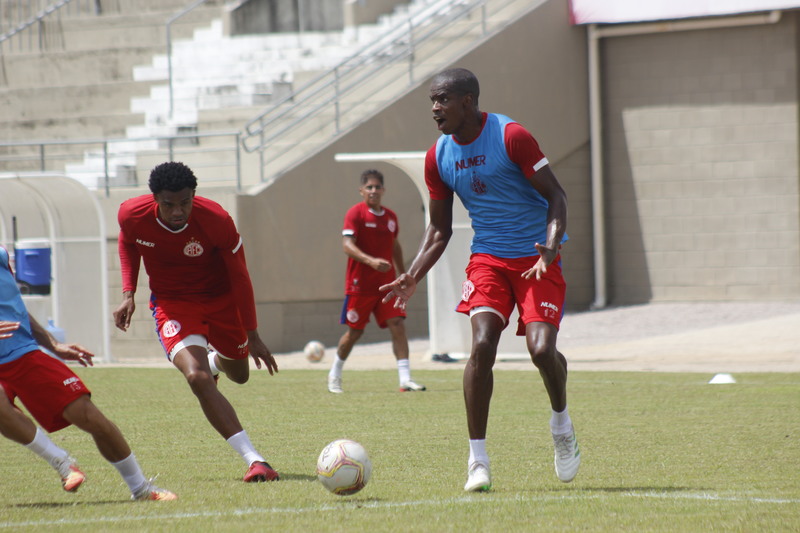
[54,6,223,51]
[1,47,169,88]
[0,81,152,121]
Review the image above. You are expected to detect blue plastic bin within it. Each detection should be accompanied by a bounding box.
[15,240,51,295]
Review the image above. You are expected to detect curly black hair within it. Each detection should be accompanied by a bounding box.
[148,161,198,194]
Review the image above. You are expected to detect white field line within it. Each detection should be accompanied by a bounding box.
[1,491,798,529]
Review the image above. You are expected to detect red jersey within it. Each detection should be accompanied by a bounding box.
[117,195,258,330]
[342,203,399,295]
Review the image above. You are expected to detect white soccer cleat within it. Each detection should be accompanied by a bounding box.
[327,376,343,394]
[553,426,581,482]
[464,462,492,492]
[399,380,426,392]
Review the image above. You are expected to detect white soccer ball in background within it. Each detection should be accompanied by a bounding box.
[316,439,372,496]
[304,340,325,363]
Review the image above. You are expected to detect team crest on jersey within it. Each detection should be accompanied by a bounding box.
[461,280,475,302]
[470,171,487,194]
[388,219,396,233]
[183,238,204,257]
[162,320,181,338]
[346,309,360,324]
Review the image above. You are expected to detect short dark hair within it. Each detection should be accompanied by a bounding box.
[433,68,480,101]
[148,161,198,194]
[360,169,384,186]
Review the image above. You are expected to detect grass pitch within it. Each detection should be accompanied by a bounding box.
[1,366,798,532]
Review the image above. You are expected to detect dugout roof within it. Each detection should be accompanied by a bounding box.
[0,173,110,362]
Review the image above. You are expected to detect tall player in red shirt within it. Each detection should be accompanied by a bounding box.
[327,169,425,394]
[113,161,279,483]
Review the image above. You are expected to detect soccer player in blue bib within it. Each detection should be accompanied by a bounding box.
[0,246,176,500]
[381,68,580,491]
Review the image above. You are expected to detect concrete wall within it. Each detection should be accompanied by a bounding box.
[238,0,592,352]
[227,0,344,34]
[601,12,800,303]
[344,0,406,27]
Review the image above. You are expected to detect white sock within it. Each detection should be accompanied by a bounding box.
[227,430,265,466]
[397,358,411,385]
[550,407,573,435]
[329,355,345,379]
[25,427,71,476]
[111,453,148,495]
[468,439,489,468]
[208,350,220,376]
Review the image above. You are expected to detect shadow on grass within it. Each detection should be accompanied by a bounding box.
[11,499,129,509]
[550,486,705,493]
[272,473,317,482]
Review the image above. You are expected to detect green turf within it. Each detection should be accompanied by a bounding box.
[1,367,798,532]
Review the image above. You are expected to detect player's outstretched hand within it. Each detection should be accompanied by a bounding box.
[522,243,558,281]
[247,330,278,375]
[0,320,20,339]
[113,294,136,332]
[379,273,417,310]
[53,343,95,367]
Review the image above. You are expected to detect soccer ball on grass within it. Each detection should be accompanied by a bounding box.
[304,340,325,363]
[316,439,372,495]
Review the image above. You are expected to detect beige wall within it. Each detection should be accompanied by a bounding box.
[238,0,591,352]
[602,13,800,303]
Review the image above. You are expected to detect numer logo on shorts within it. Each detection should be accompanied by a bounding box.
[346,309,360,324]
[540,301,560,319]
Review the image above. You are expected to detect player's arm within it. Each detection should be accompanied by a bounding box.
[113,227,141,331]
[381,147,454,307]
[506,123,568,280]
[522,164,567,280]
[220,228,278,375]
[29,314,94,367]
[380,195,453,308]
[342,235,392,273]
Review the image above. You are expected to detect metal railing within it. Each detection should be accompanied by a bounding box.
[0,131,242,194]
[0,0,100,52]
[166,0,211,120]
[240,0,487,183]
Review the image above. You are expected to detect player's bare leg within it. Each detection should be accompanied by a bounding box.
[328,327,363,393]
[215,352,250,384]
[526,321,580,482]
[0,388,37,444]
[62,395,131,462]
[337,327,363,362]
[464,312,503,439]
[386,317,409,361]
[387,317,425,391]
[462,312,502,491]
[173,345,277,482]
[526,322,567,412]
[172,345,244,439]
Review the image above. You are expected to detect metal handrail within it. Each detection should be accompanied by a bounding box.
[0,130,242,194]
[240,0,487,158]
[166,0,210,120]
[0,0,100,52]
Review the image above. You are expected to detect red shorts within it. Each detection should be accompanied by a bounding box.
[150,294,249,360]
[0,350,91,432]
[341,293,406,330]
[456,253,566,335]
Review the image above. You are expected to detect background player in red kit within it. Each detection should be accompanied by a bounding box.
[113,161,279,483]
[327,169,425,394]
